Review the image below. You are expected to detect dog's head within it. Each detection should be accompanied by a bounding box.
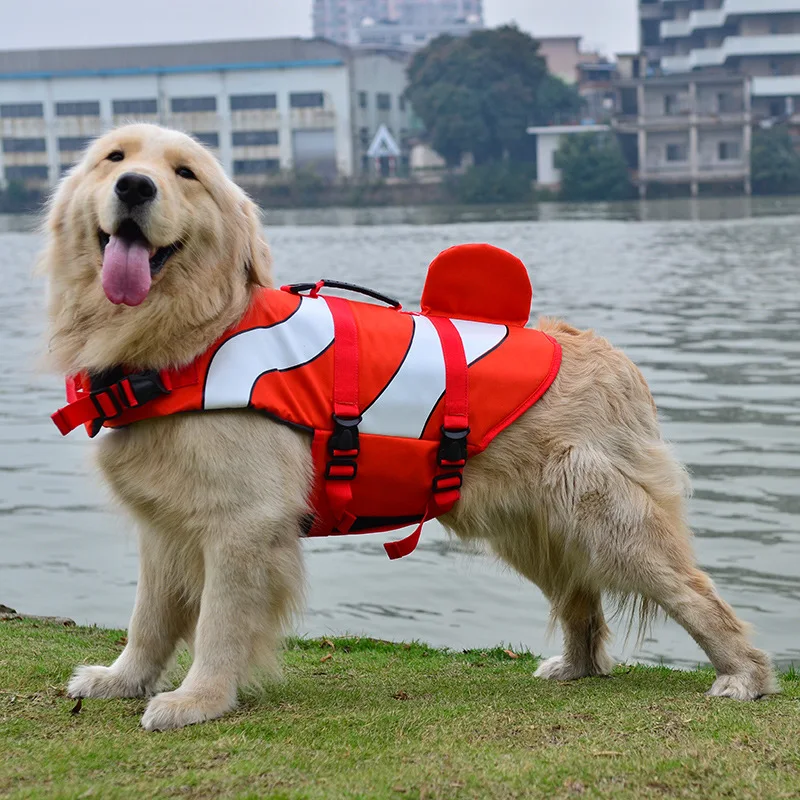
[40,123,272,372]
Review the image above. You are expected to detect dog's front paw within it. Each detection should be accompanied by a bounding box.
[67,665,155,699]
[535,655,589,681]
[141,688,236,731]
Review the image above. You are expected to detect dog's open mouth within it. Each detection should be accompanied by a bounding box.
[98,220,182,307]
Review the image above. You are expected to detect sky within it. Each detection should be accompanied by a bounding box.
[0,1,638,59]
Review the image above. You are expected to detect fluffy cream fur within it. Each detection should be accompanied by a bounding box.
[38,124,778,731]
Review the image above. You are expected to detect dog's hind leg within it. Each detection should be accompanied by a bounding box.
[140,521,304,732]
[573,466,779,700]
[68,527,199,700]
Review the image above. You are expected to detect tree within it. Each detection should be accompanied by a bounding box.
[751,125,800,195]
[554,132,634,202]
[406,26,581,167]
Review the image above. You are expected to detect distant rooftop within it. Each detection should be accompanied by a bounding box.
[0,38,349,80]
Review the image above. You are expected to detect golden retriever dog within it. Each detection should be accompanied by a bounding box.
[38,123,778,731]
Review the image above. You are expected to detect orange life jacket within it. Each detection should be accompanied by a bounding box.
[52,244,561,558]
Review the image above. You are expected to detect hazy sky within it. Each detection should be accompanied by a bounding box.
[1,1,637,58]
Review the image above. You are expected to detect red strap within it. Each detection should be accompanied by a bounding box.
[322,297,360,531]
[384,317,470,560]
[428,317,469,431]
[384,510,428,560]
[51,364,198,436]
[323,296,359,419]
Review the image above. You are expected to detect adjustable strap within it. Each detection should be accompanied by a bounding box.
[51,365,197,437]
[384,316,470,560]
[322,296,361,533]
[428,316,470,512]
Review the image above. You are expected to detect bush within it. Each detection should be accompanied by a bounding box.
[751,125,800,195]
[446,162,535,205]
[555,132,634,202]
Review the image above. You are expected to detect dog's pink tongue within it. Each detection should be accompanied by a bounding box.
[101,236,151,306]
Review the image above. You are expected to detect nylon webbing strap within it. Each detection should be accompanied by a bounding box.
[322,296,360,533]
[384,316,470,560]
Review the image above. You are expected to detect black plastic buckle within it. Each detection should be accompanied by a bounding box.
[329,414,362,457]
[438,426,470,468]
[89,387,124,421]
[121,370,170,408]
[432,472,464,493]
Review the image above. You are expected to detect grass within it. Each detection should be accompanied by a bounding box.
[1,619,798,799]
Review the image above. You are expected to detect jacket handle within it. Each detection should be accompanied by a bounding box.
[281,280,402,310]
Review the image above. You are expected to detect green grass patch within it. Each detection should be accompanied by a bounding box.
[1,619,798,799]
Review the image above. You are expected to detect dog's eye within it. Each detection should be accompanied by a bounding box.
[106,151,124,162]
[176,166,197,181]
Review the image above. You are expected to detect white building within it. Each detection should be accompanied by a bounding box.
[0,38,413,189]
[527,125,611,189]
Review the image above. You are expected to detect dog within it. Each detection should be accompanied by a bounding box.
[37,123,778,731]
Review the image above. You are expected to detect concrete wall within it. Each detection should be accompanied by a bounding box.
[537,38,582,84]
[535,132,563,186]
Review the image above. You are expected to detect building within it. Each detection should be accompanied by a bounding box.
[614,0,800,196]
[0,38,412,190]
[313,0,391,46]
[527,124,611,190]
[314,0,484,50]
[638,0,800,117]
[613,73,751,196]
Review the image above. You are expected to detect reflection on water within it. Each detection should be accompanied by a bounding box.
[1,198,799,668]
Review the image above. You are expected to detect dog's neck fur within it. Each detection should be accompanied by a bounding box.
[47,263,264,376]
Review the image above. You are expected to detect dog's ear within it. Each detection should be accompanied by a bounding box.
[239,195,273,288]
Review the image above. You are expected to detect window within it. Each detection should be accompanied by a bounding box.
[5,165,49,181]
[232,130,279,146]
[718,141,741,161]
[769,98,785,117]
[230,94,277,111]
[377,93,391,111]
[233,159,280,175]
[0,103,44,118]
[2,137,47,153]
[359,127,370,147]
[171,96,217,113]
[192,132,219,148]
[770,19,782,35]
[664,94,679,115]
[717,92,738,114]
[666,143,688,162]
[58,136,92,152]
[770,59,783,77]
[60,163,75,176]
[399,95,406,112]
[358,91,368,109]
[55,101,100,117]
[113,98,158,115]
[290,92,324,109]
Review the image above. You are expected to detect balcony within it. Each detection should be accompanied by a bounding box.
[662,34,800,72]
[661,9,726,39]
[751,75,800,96]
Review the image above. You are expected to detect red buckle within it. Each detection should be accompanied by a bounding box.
[325,460,358,480]
[432,472,463,493]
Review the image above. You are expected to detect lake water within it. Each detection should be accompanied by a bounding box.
[1,198,799,669]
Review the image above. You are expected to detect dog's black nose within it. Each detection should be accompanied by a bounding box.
[115,173,157,208]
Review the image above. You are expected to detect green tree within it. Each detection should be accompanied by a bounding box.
[751,125,800,195]
[406,26,581,167]
[554,131,634,202]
